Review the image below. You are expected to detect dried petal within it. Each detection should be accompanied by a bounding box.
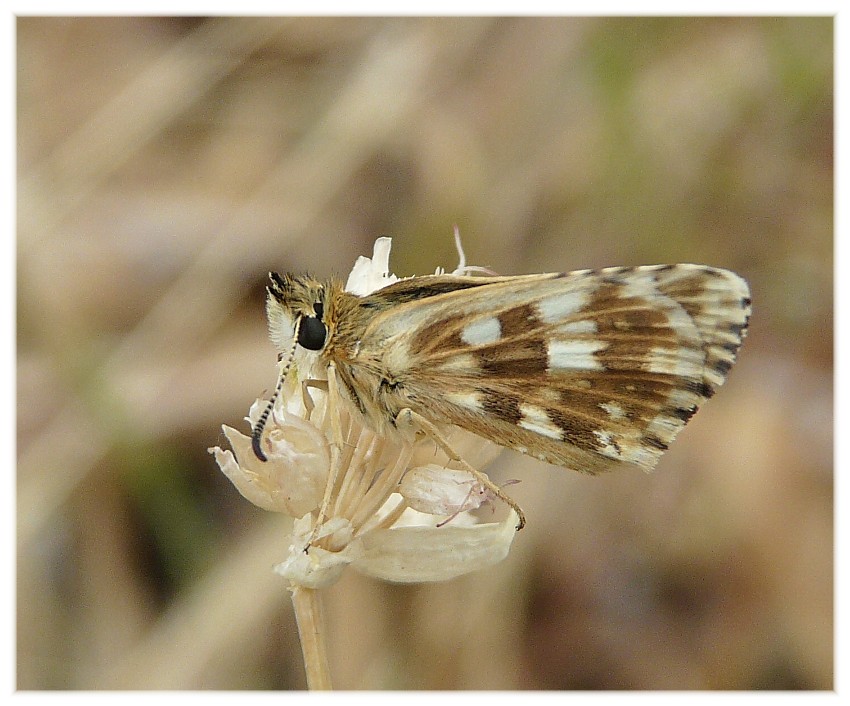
[399,465,488,516]
[210,408,329,517]
[353,509,519,583]
[344,236,400,295]
[274,516,361,589]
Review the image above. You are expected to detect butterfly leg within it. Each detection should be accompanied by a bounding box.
[396,408,526,531]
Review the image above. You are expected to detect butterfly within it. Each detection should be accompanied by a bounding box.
[252,259,751,529]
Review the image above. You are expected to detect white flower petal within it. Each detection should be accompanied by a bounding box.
[368,236,394,277]
[263,408,329,468]
[393,505,478,528]
[399,465,487,516]
[353,509,519,583]
[274,516,361,589]
[211,416,328,516]
[344,236,400,295]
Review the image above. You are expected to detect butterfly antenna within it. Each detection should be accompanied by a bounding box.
[252,318,301,461]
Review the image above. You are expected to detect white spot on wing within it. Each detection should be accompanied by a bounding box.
[548,340,607,370]
[444,391,483,411]
[437,353,478,373]
[518,404,563,440]
[559,319,597,334]
[619,270,660,298]
[625,443,664,468]
[536,290,589,324]
[461,316,502,346]
[594,429,663,468]
[599,401,626,420]
[593,430,622,459]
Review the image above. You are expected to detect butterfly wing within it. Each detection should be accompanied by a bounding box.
[354,266,750,474]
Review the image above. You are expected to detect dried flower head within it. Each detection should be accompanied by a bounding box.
[209,237,517,588]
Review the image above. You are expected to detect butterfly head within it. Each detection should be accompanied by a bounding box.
[252,273,329,462]
[266,272,330,353]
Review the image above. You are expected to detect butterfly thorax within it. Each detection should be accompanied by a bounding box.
[324,283,416,431]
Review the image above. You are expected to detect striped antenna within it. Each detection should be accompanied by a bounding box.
[251,317,301,462]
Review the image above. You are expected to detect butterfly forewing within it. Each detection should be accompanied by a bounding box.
[352,265,750,474]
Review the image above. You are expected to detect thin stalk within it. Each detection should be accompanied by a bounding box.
[290,584,332,690]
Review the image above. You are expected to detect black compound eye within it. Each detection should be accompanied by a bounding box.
[298,316,327,350]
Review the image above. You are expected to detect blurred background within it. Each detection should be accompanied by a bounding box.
[16,17,832,690]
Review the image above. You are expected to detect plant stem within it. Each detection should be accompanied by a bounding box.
[290,584,332,689]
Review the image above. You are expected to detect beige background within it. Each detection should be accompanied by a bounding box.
[17,17,832,689]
